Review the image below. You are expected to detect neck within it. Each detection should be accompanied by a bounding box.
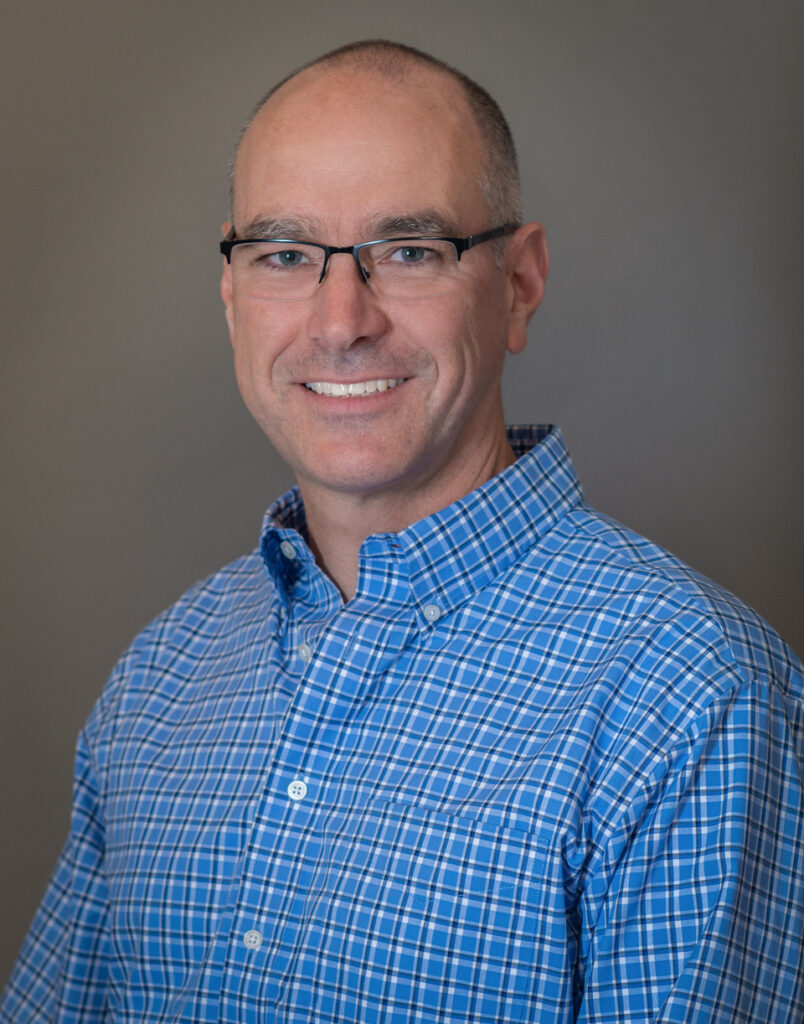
[299,432,516,600]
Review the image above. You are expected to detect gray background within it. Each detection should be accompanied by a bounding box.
[2,0,802,982]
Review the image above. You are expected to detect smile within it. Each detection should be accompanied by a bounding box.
[303,379,405,397]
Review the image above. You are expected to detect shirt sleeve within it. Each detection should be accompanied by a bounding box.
[0,729,112,1023]
[577,677,804,1023]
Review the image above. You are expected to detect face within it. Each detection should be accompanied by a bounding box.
[222,65,547,518]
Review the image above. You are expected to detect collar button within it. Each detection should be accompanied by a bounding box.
[423,604,442,623]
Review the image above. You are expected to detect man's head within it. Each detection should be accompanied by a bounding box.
[230,40,524,233]
[221,41,548,522]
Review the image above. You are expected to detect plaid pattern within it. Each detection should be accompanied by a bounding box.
[3,425,802,1023]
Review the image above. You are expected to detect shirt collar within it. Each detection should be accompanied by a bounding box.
[260,425,583,620]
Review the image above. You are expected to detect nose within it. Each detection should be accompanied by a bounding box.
[306,251,388,350]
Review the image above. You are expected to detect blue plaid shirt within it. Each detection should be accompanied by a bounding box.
[3,425,803,1023]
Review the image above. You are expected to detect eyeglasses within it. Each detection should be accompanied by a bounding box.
[219,224,516,301]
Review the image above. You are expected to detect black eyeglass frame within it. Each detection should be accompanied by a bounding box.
[219,224,517,287]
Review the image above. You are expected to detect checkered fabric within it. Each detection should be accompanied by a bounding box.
[3,425,803,1023]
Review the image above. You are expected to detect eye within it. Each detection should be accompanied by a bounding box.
[267,248,308,268]
[365,240,454,281]
[241,242,320,272]
[389,245,432,264]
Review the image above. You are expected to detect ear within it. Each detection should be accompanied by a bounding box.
[220,220,235,343]
[504,222,549,355]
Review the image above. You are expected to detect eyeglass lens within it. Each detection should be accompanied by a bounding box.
[230,239,460,300]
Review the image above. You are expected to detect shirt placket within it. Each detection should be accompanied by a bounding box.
[215,541,417,1021]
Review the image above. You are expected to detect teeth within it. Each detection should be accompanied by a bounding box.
[304,379,404,397]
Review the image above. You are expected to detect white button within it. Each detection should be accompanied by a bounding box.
[298,642,313,663]
[243,929,263,950]
[287,779,308,801]
[423,604,442,622]
[280,540,297,560]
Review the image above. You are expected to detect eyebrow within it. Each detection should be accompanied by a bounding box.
[370,211,459,238]
[237,215,319,240]
[235,209,460,243]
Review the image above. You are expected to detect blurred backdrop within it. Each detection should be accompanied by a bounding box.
[2,0,802,981]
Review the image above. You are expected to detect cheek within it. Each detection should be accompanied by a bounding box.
[436,289,507,385]
[228,310,282,428]
[231,301,295,380]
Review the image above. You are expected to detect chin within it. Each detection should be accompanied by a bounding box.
[303,451,423,498]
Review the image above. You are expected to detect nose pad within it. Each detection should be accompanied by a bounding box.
[353,252,371,285]
[317,250,372,291]
[351,252,371,286]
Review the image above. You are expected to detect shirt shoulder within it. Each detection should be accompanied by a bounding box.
[85,549,278,746]
[544,501,802,697]
[502,501,803,862]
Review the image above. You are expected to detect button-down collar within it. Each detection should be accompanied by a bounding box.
[259,425,583,626]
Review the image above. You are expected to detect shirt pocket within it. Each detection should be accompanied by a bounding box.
[281,800,544,1023]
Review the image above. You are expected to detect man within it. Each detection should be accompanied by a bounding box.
[2,39,802,1024]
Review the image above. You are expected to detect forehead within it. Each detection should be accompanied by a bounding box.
[232,65,488,236]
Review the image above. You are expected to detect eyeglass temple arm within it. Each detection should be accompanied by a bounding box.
[219,225,237,262]
[455,224,517,259]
